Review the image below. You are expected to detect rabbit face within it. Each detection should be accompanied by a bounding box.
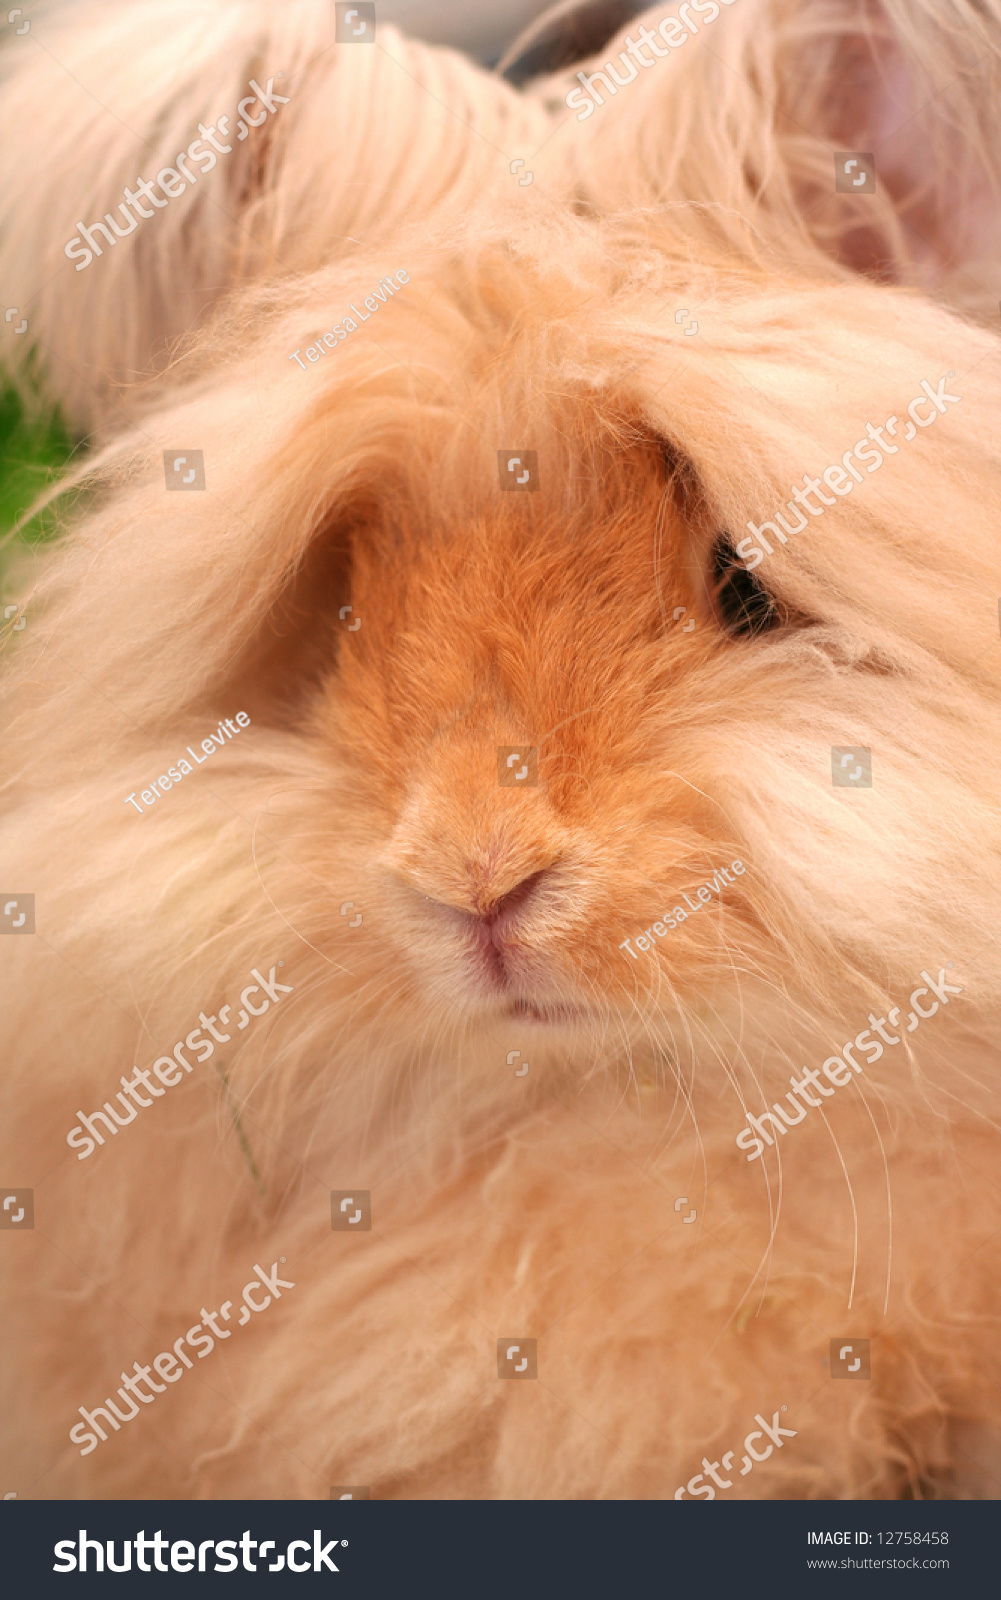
[256,295,965,1052]
[322,455,720,1024]
[244,241,1000,1058]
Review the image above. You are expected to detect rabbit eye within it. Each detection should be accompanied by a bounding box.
[711,535,781,638]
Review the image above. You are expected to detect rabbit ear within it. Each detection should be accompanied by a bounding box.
[565,0,1001,316]
[788,0,1001,300]
[0,1,546,433]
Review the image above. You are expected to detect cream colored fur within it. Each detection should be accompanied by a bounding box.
[1,0,1000,1500]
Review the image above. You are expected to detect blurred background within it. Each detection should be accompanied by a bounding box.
[380,0,550,64]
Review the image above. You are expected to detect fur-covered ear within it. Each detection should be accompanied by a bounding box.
[548,0,1001,316]
[0,0,547,433]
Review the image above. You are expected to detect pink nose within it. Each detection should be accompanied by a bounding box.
[453,867,554,988]
[473,867,549,929]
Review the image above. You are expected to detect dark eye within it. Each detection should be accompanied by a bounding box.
[711,535,781,638]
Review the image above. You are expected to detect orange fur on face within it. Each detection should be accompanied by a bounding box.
[2,0,1001,1502]
[316,445,718,1019]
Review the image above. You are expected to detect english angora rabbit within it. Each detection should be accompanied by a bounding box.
[1,0,1000,1499]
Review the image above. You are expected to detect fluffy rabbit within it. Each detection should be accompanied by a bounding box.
[1,0,1000,1500]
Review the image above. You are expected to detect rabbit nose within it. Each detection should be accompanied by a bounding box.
[381,768,571,923]
[473,867,549,928]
